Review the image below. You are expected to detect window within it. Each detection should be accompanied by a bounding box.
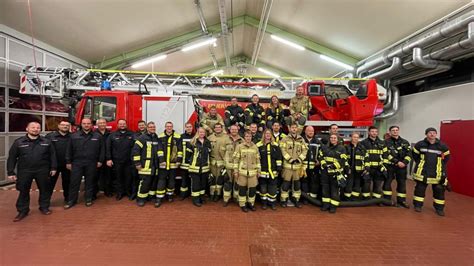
[324,85,352,107]
[308,84,323,96]
[83,96,117,122]
[9,88,42,111]
[8,113,42,132]
[45,98,69,113]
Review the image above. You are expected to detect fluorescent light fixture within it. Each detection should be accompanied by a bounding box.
[320,54,354,70]
[131,54,167,68]
[271,35,305,51]
[209,69,224,76]
[258,67,280,78]
[182,38,217,52]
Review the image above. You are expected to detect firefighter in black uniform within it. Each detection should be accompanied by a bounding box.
[132,122,159,207]
[95,118,111,198]
[244,94,266,131]
[271,122,286,144]
[129,120,147,200]
[7,121,57,222]
[344,132,369,201]
[64,118,105,208]
[360,126,388,201]
[412,127,450,216]
[321,124,345,146]
[265,95,286,129]
[318,133,349,213]
[178,122,194,199]
[224,97,245,131]
[256,129,282,210]
[185,127,212,207]
[106,119,135,201]
[249,123,262,144]
[156,121,183,205]
[45,120,71,203]
[302,126,322,201]
[383,126,412,208]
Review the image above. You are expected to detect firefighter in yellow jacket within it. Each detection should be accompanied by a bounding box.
[208,123,227,201]
[286,86,311,133]
[201,105,224,135]
[222,125,243,206]
[156,122,182,207]
[279,123,308,208]
[233,130,261,212]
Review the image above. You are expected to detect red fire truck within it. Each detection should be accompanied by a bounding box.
[20,67,386,136]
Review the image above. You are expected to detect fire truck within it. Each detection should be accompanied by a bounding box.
[20,66,387,138]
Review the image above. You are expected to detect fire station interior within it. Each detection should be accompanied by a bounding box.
[1,0,473,265]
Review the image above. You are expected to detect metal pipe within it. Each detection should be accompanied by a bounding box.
[356,10,474,77]
[412,47,453,70]
[375,86,400,119]
[218,0,231,67]
[392,67,452,85]
[366,57,403,79]
[356,2,473,67]
[194,0,208,34]
[251,0,273,65]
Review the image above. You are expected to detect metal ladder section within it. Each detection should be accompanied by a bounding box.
[20,66,366,99]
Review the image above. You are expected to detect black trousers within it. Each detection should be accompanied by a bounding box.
[281,179,301,201]
[190,172,208,198]
[209,172,224,196]
[383,166,408,203]
[137,174,156,200]
[258,177,278,203]
[302,168,320,198]
[361,168,384,199]
[321,170,340,208]
[130,168,139,197]
[179,169,190,196]
[49,166,71,201]
[68,162,97,204]
[157,169,176,198]
[113,162,133,196]
[16,169,51,214]
[344,171,362,199]
[413,181,446,210]
[94,165,112,195]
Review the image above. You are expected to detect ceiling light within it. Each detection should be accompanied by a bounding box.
[258,67,280,78]
[131,54,167,68]
[320,54,354,70]
[209,69,224,76]
[182,38,217,52]
[271,35,305,51]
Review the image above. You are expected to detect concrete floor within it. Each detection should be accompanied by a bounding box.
[1,180,473,265]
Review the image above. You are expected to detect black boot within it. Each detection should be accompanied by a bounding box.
[179,191,187,200]
[280,200,287,208]
[414,205,422,212]
[168,195,174,202]
[213,194,220,202]
[154,198,162,208]
[247,203,256,211]
[396,202,410,209]
[136,198,145,207]
[320,204,329,212]
[192,197,202,207]
[261,200,267,210]
[435,208,445,217]
[329,206,337,214]
[241,206,248,212]
[200,195,207,204]
[270,203,277,210]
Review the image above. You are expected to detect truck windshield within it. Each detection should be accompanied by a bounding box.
[84,96,117,122]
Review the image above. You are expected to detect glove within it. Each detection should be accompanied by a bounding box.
[220,168,227,177]
[337,174,347,188]
[362,171,371,181]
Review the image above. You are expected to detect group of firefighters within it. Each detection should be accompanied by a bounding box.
[7,87,451,222]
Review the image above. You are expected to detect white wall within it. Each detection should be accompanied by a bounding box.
[386,82,474,143]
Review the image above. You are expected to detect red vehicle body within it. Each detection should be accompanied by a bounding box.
[73,79,383,132]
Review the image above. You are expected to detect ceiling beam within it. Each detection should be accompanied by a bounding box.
[190,55,297,77]
[94,15,359,70]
